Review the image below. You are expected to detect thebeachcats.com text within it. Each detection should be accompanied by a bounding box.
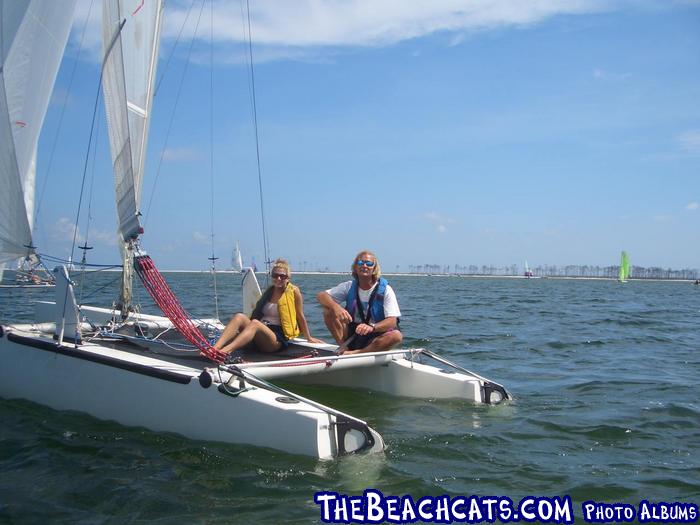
[313,489,698,523]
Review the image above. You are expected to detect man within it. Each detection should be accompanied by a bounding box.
[317,250,402,355]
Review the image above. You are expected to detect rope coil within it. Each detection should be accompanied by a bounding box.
[133,253,227,363]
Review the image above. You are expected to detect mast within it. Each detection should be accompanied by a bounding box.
[101,0,164,315]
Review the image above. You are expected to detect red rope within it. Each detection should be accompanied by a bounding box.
[134,254,227,363]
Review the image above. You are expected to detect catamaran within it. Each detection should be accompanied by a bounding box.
[0,0,511,459]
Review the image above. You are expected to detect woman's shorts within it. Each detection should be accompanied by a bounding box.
[264,322,288,350]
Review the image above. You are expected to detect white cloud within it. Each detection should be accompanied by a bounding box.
[207,0,610,47]
[593,68,631,80]
[678,130,700,153]
[686,202,699,211]
[71,0,614,63]
[52,217,81,243]
[50,218,116,247]
[193,231,209,244]
[424,211,455,233]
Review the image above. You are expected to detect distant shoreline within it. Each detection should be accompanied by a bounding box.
[14,267,692,283]
[139,270,698,283]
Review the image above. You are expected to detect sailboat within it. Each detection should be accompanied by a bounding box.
[618,251,630,283]
[524,260,533,278]
[232,241,244,273]
[0,0,510,459]
[0,0,69,288]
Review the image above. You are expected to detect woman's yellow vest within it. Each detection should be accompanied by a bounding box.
[277,283,300,339]
[251,282,301,340]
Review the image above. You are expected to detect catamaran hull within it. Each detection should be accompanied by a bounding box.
[0,327,381,459]
[278,358,484,400]
[239,353,497,403]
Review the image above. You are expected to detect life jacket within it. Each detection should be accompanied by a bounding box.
[251,282,300,339]
[345,277,388,323]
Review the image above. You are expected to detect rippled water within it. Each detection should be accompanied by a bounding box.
[1,273,699,523]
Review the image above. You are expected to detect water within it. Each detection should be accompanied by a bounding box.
[1,273,699,523]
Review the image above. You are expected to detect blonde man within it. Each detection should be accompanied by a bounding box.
[317,250,402,355]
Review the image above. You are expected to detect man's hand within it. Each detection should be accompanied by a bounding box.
[354,322,374,336]
[333,305,352,324]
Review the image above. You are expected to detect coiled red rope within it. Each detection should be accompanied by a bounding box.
[134,254,227,363]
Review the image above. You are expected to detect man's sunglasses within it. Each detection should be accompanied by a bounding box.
[356,260,375,267]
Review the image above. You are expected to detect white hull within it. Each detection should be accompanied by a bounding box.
[0,323,382,459]
[0,298,509,458]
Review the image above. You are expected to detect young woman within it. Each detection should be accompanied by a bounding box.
[214,259,322,356]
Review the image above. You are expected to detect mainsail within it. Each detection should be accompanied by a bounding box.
[0,0,76,278]
[101,0,163,311]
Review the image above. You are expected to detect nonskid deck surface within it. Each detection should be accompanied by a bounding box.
[7,316,387,373]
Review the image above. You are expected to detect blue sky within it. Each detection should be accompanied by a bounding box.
[34,0,699,272]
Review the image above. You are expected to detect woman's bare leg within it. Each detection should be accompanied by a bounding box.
[220,320,280,354]
[214,313,250,350]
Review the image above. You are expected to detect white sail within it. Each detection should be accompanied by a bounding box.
[101,0,163,242]
[233,241,243,272]
[101,0,163,311]
[0,0,76,266]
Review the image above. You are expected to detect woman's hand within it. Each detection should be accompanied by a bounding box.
[306,336,325,344]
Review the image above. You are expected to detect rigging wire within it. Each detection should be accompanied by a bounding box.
[34,0,96,249]
[243,0,271,282]
[62,15,125,346]
[68,46,114,275]
[153,0,198,97]
[143,0,207,228]
[78,99,102,304]
[208,0,220,320]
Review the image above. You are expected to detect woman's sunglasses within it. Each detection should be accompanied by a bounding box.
[356,260,375,267]
[271,273,288,280]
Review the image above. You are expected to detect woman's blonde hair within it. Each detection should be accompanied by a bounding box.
[271,258,291,278]
[351,250,381,282]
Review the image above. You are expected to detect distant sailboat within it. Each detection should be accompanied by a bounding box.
[0,0,72,287]
[618,251,630,282]
[524,260,534,278]
[232,241,243,272]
